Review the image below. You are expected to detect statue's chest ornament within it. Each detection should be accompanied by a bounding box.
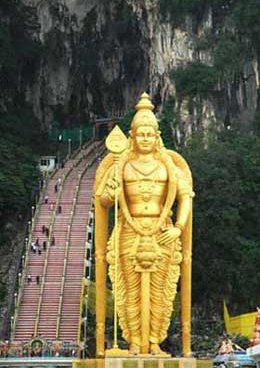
[138,182,155,202]
[129,161,160,202]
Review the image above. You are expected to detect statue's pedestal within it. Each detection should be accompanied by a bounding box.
[72,357,212,368]
[105,357,198,368]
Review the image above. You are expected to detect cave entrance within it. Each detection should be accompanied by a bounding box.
[95,117,115,140]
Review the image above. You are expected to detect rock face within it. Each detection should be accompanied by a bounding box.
[0,225,26,339]
[21,0,259,130]
[22,0,150,127]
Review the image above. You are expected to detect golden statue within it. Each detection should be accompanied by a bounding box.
[94,93,194,357]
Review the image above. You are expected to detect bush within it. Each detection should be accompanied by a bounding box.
[181,129,260,313]
[171,62,217,98]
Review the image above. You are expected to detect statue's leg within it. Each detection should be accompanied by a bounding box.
[121,254,141,352]
[150,252,169,353]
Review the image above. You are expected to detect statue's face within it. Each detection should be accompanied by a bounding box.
[133,125,157,154]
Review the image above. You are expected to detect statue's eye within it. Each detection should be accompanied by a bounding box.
[136,133,155,138]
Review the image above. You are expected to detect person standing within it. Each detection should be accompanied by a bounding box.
[43,241,47,251]
[36,275,40,285]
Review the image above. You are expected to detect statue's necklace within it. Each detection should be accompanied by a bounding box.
[129,160,159,177]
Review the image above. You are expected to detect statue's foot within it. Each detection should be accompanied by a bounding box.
[150,343,168,356]
[129,343,140,355]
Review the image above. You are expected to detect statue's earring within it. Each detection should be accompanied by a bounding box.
[158,137,164,148]
[129,131,134,151]
[156,135,164,151]
[127,137,133,150]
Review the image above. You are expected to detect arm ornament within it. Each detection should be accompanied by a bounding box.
[175,222,184,232]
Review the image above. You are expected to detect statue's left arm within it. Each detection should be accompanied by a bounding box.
[158,169,194,244]
[175,173,194,230]
[175,169,194,231]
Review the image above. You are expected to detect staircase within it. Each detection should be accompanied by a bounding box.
[13,142,102,343]
[58,153,97,340]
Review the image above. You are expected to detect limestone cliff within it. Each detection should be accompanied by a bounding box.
[19,0,260,131]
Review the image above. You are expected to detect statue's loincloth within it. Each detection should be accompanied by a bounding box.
[107,216,182,344]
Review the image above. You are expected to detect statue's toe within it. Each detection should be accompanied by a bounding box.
[150,344,168,356]
[129,343,140,355]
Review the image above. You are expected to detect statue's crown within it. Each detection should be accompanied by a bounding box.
[131,92,159,132]
[135,92,154,111]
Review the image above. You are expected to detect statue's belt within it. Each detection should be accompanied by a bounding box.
[131,214,160,218]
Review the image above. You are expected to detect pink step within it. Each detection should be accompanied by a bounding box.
[13,142,101,342]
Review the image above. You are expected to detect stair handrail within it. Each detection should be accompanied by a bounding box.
[77,200,94,346]
[55,171,81,337]
[46,136,94,182]
[11,178,48,338]
[72,139,98,170]
[69,136,95,161]
[65,134,94,162]
[76,145,105,344]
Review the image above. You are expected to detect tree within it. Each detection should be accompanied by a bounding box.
[181,129,260,314]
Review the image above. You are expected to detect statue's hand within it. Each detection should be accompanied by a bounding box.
[158,227,182,245]
[106,250,115,265]
[105,177,121,200]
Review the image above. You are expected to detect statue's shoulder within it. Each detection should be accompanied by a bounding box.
[166,149,193,186]
[123,160,133,180]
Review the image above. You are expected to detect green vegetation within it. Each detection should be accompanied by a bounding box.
[212,33,247,80]
[159,0,208,26]
[159,0,260,315]
[159,99,179,149]
[159,97,260,314]
[118,108,135,135]
[0,107,41,247]
[159,0,254,28]
[181,129,260,314]
[172,62,217,98]
[0,0,43,247]
[164,0,260,127]
[0,0,42,100]
[0,282,7,302]
[233,0,260,54]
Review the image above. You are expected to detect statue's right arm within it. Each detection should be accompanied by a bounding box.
[100,184,115,208]
[99,167,119,208]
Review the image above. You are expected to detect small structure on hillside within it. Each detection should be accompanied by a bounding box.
[94,114,125,140]
[39,155,56,174]
[94,117,115,140]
